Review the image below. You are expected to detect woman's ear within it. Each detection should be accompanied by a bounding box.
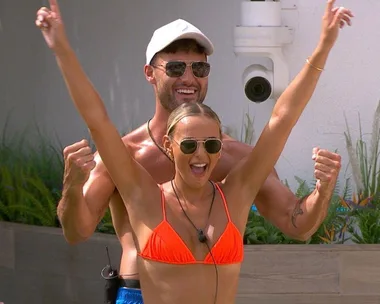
[144,64,156,84]
[217,138,223,159]
[163,135,174,160]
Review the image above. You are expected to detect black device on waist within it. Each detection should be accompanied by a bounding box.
[101,246,120,304]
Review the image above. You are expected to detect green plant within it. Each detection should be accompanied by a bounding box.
[0,113,139,234]
[244,210,286,244]
[340,193,380,244]
[348,205,380,244]
[97,209,116,235]
[240,113,255,145]
[344,101,380,199]
[223,112,255,145]
[343,100,380,243]
[0,122,64,227]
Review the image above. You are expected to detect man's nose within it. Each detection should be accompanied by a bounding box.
[179,65,195,84]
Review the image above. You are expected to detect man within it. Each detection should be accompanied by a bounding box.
[36,0,351,302]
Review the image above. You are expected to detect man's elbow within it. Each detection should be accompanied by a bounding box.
[286,224,319,242]
[61,227,92,245]
[291,211,329,242]
[291,232,310,242]
[281,219,313,242]
[58,214,93,245]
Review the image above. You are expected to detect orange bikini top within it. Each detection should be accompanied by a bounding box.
[139,183,244,265]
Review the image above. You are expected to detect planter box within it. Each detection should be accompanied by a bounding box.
[1,221,380,304]
[238,245,380,303]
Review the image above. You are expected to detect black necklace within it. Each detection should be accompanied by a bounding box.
[147,118,173,162]
[171,179,216,243]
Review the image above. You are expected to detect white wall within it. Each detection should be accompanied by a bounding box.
[1,0,379,191]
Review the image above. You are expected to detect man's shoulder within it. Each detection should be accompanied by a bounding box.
[93,123,148,162]
[121,124,147,145]
[121,123,161,162]
[221,133,253,157]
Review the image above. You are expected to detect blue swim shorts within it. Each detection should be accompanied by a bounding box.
[116,287,143,304]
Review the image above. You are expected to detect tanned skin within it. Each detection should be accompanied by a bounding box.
[35,0,350,279]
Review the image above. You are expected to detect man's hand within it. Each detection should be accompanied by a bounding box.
[312,147,341,197]
[63,139,96,189]
[35,0,70,54]
[319,0,354,49]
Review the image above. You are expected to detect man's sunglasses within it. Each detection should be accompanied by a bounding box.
[153,61,211,78]
[174,138,222,154]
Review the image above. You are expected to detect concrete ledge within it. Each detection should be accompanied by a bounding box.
[0,221,379,304]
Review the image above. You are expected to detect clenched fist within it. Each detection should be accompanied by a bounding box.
[312,147,341,197]
[63,139,96,187]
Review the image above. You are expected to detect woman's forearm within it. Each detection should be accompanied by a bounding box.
[271,42,331,126]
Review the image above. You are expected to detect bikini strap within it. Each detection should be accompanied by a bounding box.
[214,183,231,222]
[159,185,167,221]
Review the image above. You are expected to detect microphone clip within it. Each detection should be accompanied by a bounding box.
[197,229,207,243]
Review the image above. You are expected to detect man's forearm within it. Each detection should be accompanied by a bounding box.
[57,185,96,244]
[290,189,332,240]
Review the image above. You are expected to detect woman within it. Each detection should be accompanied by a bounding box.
[35,1,352,303]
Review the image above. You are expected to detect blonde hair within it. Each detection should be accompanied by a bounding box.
[166,103,222,137]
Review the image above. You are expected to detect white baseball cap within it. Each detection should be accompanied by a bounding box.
[145,19,214,65]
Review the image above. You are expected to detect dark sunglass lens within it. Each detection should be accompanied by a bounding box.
[180,140,198,154]
[166,61,186,77]
[204,139,221,154]
[192,62,210,78]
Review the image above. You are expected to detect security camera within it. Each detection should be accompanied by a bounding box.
[239,48,289,102]
[242,63,273,103]
[234,29,292,102]
[234,0,294,102]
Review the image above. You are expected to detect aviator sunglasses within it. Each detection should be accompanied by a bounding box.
[173,138,222,154]
[152,61,211,78]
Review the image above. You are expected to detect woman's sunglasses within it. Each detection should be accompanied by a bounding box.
[174,138,222,154]
[153,61,211,78]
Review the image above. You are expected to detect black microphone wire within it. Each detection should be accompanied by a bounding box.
[171,179,218,304]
